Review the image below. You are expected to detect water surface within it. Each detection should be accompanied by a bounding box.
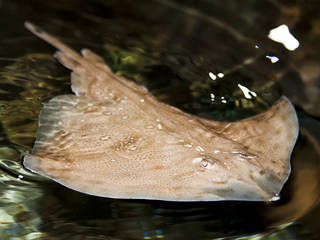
[1,0,320,239]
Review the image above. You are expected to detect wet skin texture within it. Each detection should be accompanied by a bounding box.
[23,22,299,202]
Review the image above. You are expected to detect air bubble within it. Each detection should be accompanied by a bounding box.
[100,135,110,141]
[195,146,204,152]
[232,151,256,159]
[103,111,112,116]
[129,146,137,151]
[122,115,129,120]
[184,144,192,148]
[270,194,280,201]
[120,99,127,103]
[140,99,145,103]
[71,100,79,106]
[146,125,154,129]
[157,124,162,129]
[192,157,203,163]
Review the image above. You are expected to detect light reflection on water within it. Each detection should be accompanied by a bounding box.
[1,0,320,239]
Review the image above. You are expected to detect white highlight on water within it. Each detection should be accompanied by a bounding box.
[268,24,299,51]
[238,84,257,99]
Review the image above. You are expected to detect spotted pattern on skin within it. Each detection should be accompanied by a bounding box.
[23,22,299,202]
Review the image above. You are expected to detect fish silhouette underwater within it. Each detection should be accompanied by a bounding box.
[23,22,299,201]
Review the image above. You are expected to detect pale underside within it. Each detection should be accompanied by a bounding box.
[23,22,299,201]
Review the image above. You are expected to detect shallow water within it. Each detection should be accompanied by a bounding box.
[1,0,320,239]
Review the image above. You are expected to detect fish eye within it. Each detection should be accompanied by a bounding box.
[200,159,209,168]
[200,157,216,169]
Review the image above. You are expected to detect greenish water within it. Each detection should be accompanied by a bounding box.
[1,0,320,239]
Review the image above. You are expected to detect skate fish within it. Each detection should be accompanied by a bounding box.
[23,22,299,201]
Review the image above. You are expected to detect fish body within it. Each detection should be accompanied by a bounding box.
[23,22,299,201]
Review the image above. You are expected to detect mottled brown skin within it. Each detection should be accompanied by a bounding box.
[23,22,299,201]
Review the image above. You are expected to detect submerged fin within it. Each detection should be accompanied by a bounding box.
[25,21,152,104]
[29,95,77,156]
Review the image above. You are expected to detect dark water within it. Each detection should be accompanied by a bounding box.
[1,0,320,239]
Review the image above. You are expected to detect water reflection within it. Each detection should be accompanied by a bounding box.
[0,48,319,240]
[268,25,300,51]
[2,132,320,239]
[0,0,320,239]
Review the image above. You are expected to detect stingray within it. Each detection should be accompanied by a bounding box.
[23,22,299,201]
